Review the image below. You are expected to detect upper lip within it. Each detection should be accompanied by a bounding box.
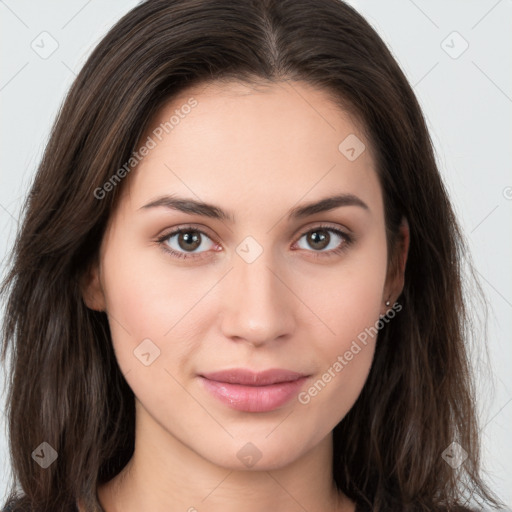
[200,368,308,386]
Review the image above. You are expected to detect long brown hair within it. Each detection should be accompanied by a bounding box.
[0,0,504,511]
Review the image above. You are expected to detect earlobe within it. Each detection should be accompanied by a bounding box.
[80,260,106,312]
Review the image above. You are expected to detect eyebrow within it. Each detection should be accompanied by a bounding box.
[140,193,369,222]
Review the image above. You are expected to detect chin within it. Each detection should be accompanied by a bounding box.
[197,436,312,472]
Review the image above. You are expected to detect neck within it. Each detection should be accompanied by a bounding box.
[94,400,355,512]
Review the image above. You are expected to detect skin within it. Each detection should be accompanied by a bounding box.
[81,79,409,512]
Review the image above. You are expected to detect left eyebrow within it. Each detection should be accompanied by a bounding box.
[139,193,369,223]
[287,193,369,220]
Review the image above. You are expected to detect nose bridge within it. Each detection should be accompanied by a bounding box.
[219,236,293,344]
[237,247,278,306]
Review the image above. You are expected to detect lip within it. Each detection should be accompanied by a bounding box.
[199,368,309,412]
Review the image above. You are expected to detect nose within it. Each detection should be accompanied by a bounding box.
[219,249,295,348]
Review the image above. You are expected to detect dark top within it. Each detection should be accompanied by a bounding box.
[3,500,482,511]
[5,504,362,512]
[0,501,417,512]
[5,505,363,512]
[5,501,364,511]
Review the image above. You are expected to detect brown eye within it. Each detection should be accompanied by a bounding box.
[159,227,216,259]
[176,231,202,251]
[306,229,331,250]
[295,225,353,257]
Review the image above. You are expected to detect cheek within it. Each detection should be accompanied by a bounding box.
[295,235,387,419]
[296,286,382,436]
[101,227,189,329]
[304,233,388,344]
[296,340,375,442]
[99,231,215,377]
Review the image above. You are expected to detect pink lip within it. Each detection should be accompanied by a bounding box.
[199,368,309,412]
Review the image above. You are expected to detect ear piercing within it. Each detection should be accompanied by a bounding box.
[380,298,392,319]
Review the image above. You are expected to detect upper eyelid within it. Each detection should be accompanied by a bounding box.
[159,223,350,247]
[158,224,216,243]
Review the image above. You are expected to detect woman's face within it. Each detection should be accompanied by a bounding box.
[87,80,396,471]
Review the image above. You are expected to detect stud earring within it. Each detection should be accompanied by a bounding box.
[385,299,391,307]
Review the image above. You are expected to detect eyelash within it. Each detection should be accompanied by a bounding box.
[156,223,353,261]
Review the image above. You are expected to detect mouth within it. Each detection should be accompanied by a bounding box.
[198,368,310,413]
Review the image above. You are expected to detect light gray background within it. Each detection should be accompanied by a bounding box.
[1,0,511,508]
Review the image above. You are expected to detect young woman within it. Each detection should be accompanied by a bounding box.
[0,0,504,511]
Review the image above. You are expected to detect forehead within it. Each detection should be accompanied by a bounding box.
[119,79,380,218]
[143,79,370,157]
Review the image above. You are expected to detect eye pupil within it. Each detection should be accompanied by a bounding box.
[308,230,329,250]
[178,231,201,251]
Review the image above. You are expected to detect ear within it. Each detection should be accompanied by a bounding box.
[382,217,410,310]
[80,258,106,312]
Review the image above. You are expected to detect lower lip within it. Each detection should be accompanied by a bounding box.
[199,376,308,412]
